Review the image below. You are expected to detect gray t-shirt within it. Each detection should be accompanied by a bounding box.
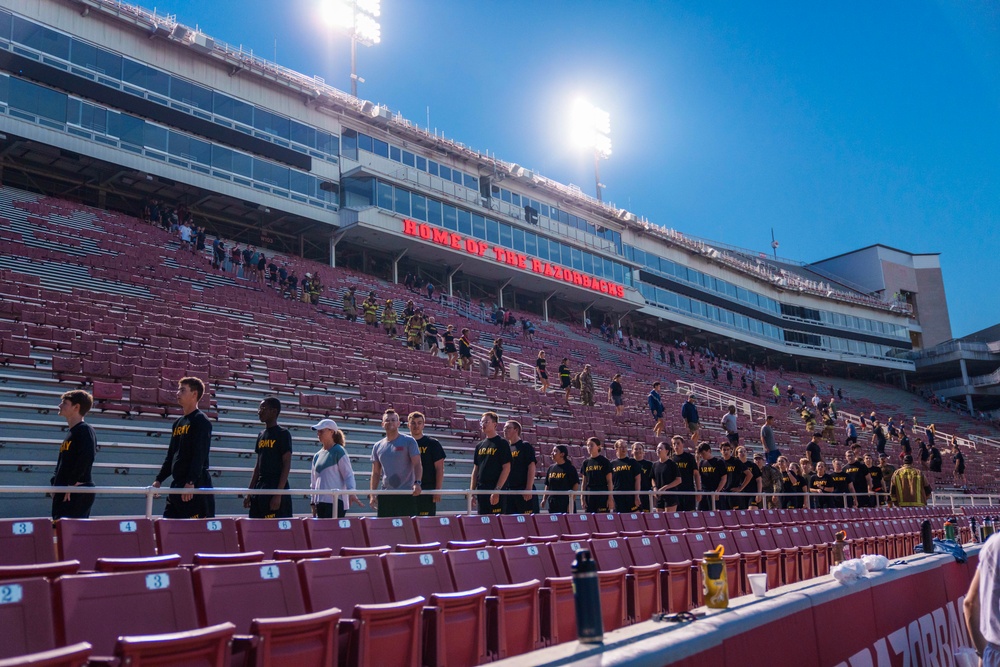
[760,424,777,452]
[371,433,420,489]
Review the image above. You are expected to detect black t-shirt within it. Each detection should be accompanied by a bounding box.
[558,364,571,381]
[156,409,212,487]
[781,471,804,495]
[899,434,912,455]
[672,452,698,490]
[929,448,942,469]
[506,440,537,491]
[652,459,678,490]
[874,427,887,447]
[581,455,612,491]
[53,421,96,487]
[721,456,743,491]
[459,336,472,356]
[474,435,512,490]
[254,425,292,489]
[546,462,580,492]
[611,457,640,492]
[844,461,869,494]
[868,465,885,490]
[809,473,832,494]
[424,322,438,339]
[699,456,724,492]
[417,435,447,490]
[443,331,455,347]
[536,357,547,372]
[830,471,851,494]
[954,450,965,470]
[806,440,822,464]
[743,461,762,492]
[635,459,653,491]
[610,381,623,397]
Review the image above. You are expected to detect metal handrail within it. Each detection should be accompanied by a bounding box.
[675,380,770,421]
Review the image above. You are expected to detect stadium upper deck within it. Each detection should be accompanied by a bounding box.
[0,0,930,375]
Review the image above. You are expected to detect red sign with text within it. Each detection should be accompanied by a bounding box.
[402,219,625,298]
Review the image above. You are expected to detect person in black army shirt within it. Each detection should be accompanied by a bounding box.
[719,443,750,511]
[652,442,681,511]
[610,440,641,513]
[408,411,446,516]
[829,459,855,509]
[52,390,97,519]
[558,358,572,402]
[671,436,700,511]
[808,460,835,509]
[631,442,654,511]
[777,456,805,509]
[580,437,612,513]
[735,446,762,509]
[843,448,871,508]
[152,377,214,518]
[865,453,886,505]
[245,397,293,518]
[471,412,511,515]
[542,445,579,514]
[502,420,538,514]
[696,442,726,511]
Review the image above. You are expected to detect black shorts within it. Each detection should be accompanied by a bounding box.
[377,494,418,518]
[612,395,623,406]
[548,496,573,514]
[460,350,472,359]
[248,487,293,519]
[676,494,696,512]
[415,494,437,516]
[445,344,457,354]
[315,500,346,519]
[561,378,571,389]
[655,495,677,510]
[538,370,548,379]
[425,336,438,348]
[726,432,740,445]
[476,493,503,515]
[52,487,95,520]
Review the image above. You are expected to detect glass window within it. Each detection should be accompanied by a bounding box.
[143,123,168,152]
[357,133,372,152]
[536,237,548,260]
[443,204,458,231]
[427,160,438,176]
[464,174,477,189]
[170,78,212,111]
[372,138,389,158]
[254,159,289,189]
[254,107,289,139]
[439,165,451,181]
[582,252,594,274]
[168,131,210,164]
[570,247,582,270]
[416,155,426,171]
[0,10,11,42]
[376,181,393,209]
[341,177,373,208]
[393,187,410,215]
[213,92,253,126]
[13,16,70,59]
[426,198,441,225]
[525,232,537,256]
[500,189,511,204]
[451,170,463,185]
[79,102,107,134]
[485,218,499,244]
[411,194,427,221]
[402,151,415,167]
[560,244,571,267]
[289,171,315,197]
[511,193,521,207]
[512,227,525,252]
[471,214,486,239]
[540,204,550,218]
[70,41,122,77]
[116,113,143,145]
[340,129,358,160]
[457,209,472,235]
[390,145,401,162]
[613,263,624,285]
[289,120,316,148]
[499,223,512,248]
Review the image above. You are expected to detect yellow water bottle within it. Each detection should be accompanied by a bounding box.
[701,545,729,609]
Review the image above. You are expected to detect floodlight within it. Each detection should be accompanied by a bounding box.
[320,0,382,95]
[569,98,612,201]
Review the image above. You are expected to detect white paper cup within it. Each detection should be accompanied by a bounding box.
[747,573,768,597]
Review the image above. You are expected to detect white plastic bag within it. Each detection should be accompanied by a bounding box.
[862,555,889,572]
[831,558,867,584]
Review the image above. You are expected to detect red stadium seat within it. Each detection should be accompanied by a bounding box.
[412,516,463,545]
[381,551,488,667]
[458,515,502,543]
[617,511,645,535]
[193,561,339,667]
[95,554,183,573]
[593,512,624,535]
[0,561,80,582]
[655,534,695,613]
[445,546,542,659]
[546,540,628,632]
[113,623,235,667]
[303,517,367,552]
[192,552,266,566]
[54,568,201,657]
[497,514,535,540]
[786,526,816,580]
[0,519,56,566]
[235,518,308,556]
[531,514,568,538]
[640,511,668,533]
[55,518,156,571]
[362,516,416,549]
[0,642,92,667]
[349,597,425,667]
[590,537,662,622]
[562,513,597,536]
[752,528,784,589]
[154,518,241,564]
[0,578,57,660]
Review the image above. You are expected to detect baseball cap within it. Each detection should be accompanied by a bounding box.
[311,419,339,432]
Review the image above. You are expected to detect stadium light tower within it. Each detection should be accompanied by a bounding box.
[321,0,381,97]
[570,99,612,202]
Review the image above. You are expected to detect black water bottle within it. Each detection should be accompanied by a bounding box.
[572,549,604,644]
[921,519,934,554]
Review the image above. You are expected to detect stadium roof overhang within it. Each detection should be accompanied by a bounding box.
[336,206,645,313]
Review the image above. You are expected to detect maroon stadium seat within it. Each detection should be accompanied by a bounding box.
[349,597,425,667]
[589,537,662,622]
[640,511,668,533]
[655,534,695,613]
[545,540,628,632]
[0,519,56,566]
[193,561,339,667]
[0,561,80,582]
[458,514,502,543]
[235,518,308,557]
[54,568,200,657]
[362,516,416,549]
[302,517,365,554]
[497,514,535,540]
[593,512,624,535]
[55,518,156,571]
[95,554,183,573]
[531,513,568,539]
[112,623,235,667]
[412,516,463,545]
[0,578,57,660]
[617,511,645,535]
[445,546,541,659]
[0,642,92,667]
[154,518,241,564]
[561,513,597,536]
[381,551,488,667]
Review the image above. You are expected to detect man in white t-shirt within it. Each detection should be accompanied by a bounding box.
[369,408,422,517]
[965,534,1000,665]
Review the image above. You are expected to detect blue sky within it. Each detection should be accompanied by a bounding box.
[155,0,998,338]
